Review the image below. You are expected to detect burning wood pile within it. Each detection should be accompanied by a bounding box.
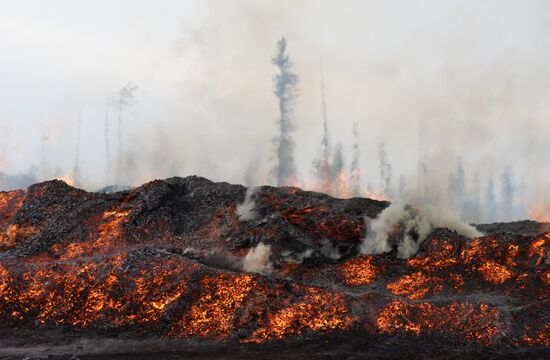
[0,176,548,357]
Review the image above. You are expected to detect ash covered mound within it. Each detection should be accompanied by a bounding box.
[0,176,548,359]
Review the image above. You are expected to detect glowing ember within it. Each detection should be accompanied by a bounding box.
[386,271,443,300]
[477,260,513,285]
[376,301,503,345]
[0,190,27,250]
[0,190,25,218]
[172,273,256,339]
[248,288,352,342]
[529,234,549,261]
[337,255,378,286]
[521,321,550,347]
[0,254,202,328]
[0,224,38,250]
[0,177,547,352]
[58,209,131,260]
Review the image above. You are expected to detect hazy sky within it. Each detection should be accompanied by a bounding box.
[1,0,550,219]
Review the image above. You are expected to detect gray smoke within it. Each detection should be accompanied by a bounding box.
[320,238,342,260]
[242,242,272,274]
[1,1,549,224]
[398,174,406,197]
[281,248,314,264]
[271,38,298,187]
[243,157,261,187]
[236,186,260,221]
[360,199,482,259]
[182,247,243,273]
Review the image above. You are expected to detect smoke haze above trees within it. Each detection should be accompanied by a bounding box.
[1,0,550,222]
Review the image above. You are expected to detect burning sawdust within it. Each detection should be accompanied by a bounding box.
[0,176,547,351]
[376,301,503,345]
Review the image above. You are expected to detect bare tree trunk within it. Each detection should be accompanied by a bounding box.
[117,96,123,185]
[350,122,361,197]
[72,111,82,187]
[271,38,298,186]
[104,100,111,185]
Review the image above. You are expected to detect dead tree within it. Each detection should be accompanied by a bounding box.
[116,83,138,185]
[72,111,82,187]
[378,142,392,195]
[104,96,115,185]
[271,38,298,186]
[313,62,333,192]
[350,122,361,197]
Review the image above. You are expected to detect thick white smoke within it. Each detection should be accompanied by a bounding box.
[236,187,260,221]
[360,200,482,259]
[242,242,272,274]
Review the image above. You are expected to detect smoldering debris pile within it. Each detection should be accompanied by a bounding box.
[0,176,548,358]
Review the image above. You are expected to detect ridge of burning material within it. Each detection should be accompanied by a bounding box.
[0,176,548,357]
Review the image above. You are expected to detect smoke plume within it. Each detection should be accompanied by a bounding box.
[236,186,260,221]
[242,242,272,274]
[280,248,314,264]
[320,238,342,260]
[360,200,482,259]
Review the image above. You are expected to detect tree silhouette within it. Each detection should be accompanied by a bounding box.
[271,38,298,186]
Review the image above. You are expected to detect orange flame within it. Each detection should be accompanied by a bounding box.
[527,200,550,222]
[55,174,77,187]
